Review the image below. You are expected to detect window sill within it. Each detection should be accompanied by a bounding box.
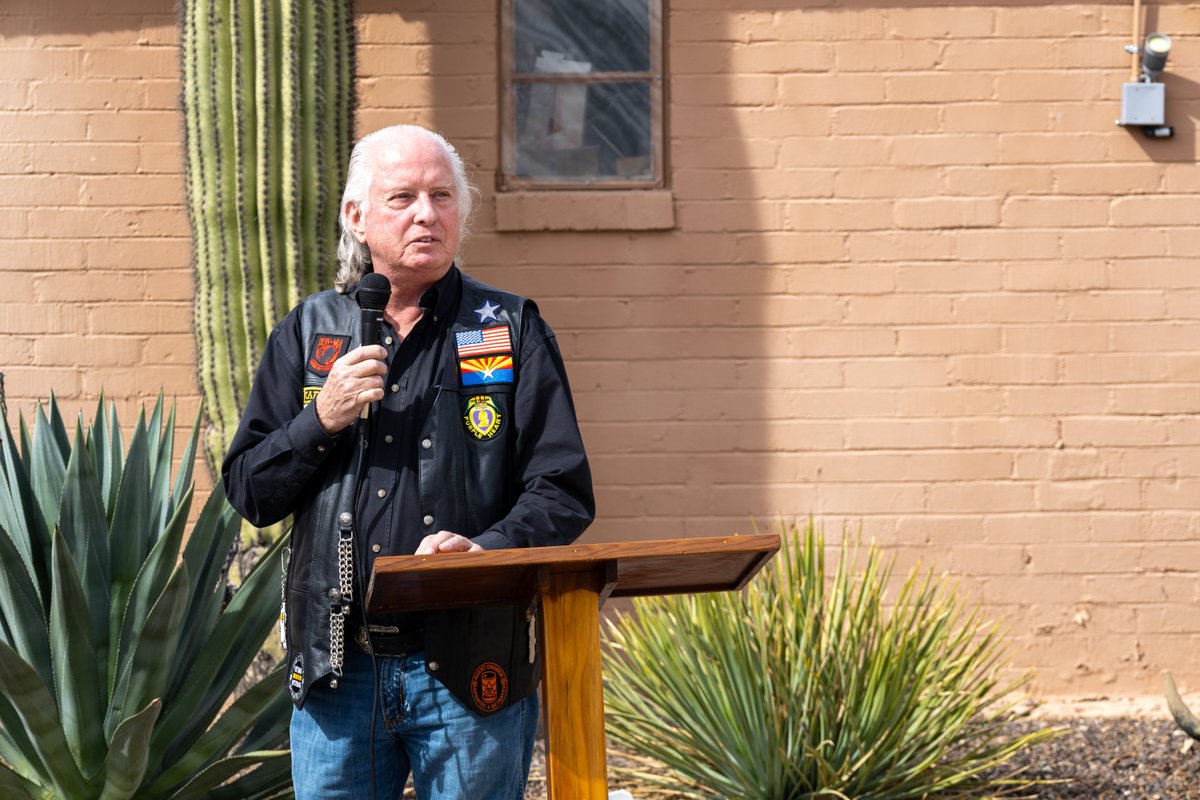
[493,190,675,232]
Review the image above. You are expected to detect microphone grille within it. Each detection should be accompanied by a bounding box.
[357,272,391,311]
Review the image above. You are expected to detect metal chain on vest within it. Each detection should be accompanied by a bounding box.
[329,525,354,684]
[279,547,290,651]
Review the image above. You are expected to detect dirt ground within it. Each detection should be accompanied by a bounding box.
[520,697,1200,800]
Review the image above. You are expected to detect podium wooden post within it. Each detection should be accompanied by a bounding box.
[366,535,779,800]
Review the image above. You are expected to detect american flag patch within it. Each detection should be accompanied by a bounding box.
[455,326,512,358]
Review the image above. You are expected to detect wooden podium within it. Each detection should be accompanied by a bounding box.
[366,534,779,800]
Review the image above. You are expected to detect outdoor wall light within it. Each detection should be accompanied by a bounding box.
[1141,33,1171,80]
[1118,32,1174,137]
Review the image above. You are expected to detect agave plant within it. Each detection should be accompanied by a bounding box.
[0,395,292,799]
[603,521,1062,800]
[1165,673,1200,741]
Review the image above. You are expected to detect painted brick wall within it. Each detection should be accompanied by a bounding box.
[0,4,197,464]
[4,0,1200,694]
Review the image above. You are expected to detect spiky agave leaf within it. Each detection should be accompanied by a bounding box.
[0,761,37,800]
[0,522,52,696]
[0,397,291,798]
[58,423,112,678]
[603,521,1064,800]
[48,530,105,779]
[96,699,161,800]
[1165,673,1200,741]
[149,530,289,772]
[0,641,92,798]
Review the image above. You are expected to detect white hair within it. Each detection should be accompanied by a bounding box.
[334,125,477,292]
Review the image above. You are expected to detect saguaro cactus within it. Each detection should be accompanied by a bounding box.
[181,0,355,475]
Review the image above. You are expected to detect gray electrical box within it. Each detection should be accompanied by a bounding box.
[1118,82,1165,126]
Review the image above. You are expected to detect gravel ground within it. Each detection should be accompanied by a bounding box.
[519,699,1200,799]
[992,716,1200,799]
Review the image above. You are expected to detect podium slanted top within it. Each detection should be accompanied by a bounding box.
[365,534,779,615]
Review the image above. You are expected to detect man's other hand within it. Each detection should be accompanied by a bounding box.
[313,345,388,434]
[415,531,484,555]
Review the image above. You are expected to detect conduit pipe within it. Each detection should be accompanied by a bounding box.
[1131,0,1142,81]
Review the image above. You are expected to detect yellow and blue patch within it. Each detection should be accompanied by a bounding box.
[459,355,514,386]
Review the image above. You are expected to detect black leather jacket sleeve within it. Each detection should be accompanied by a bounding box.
[221,305,342,527]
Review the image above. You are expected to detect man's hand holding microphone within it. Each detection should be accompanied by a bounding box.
[314,272,392,435]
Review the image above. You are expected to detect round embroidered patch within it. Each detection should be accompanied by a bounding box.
[470,661,509,712]
[288,654,304,701]
[464,395,503,440]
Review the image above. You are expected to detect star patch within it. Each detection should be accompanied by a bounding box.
[464,395,503,440]
[470,661,509,713]
[307,334,349,376]
[455,326,513,358]
[474,299,501,323]
[460,355,514,386]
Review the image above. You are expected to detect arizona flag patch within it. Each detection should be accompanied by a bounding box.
[460,355,514,386]
[455,326,512,358]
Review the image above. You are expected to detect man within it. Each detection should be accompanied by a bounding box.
[222,124,594,799]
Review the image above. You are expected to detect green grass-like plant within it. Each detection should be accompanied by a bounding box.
[603,521,1061,799]
[0,395,292,799]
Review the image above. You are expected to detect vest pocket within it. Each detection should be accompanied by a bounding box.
[423,604,537,717]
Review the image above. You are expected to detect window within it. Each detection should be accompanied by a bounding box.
[500,0,664,190]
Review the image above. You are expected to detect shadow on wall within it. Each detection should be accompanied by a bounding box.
[413,4,777,543]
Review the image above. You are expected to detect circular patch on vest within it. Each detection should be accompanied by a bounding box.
[464,395,503,440]
[470,661,509,713]
[288,654,304,701]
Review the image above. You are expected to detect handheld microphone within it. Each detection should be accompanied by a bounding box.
[357,272,391,419]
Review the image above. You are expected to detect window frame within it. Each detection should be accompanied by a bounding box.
[498,0,665,192]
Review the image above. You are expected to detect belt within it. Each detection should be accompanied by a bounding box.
[354,624,424,657]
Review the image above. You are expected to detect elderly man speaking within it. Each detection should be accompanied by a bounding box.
[222,124,595,799]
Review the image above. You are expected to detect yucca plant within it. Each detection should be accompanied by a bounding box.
[0,395,292,799]
[603,521,1062,800]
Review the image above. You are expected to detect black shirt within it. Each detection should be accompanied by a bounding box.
[221,266,595,580]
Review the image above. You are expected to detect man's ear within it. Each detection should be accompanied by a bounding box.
[345,201,368,243]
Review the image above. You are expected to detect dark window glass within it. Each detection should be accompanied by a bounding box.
[515,0,650,73]
[503,0,662,188]
[515,81,652,182]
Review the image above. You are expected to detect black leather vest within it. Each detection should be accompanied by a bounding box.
[284,272,539,714]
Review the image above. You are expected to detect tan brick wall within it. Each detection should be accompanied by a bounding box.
[0,3,198,475]
[4,0,1199,694]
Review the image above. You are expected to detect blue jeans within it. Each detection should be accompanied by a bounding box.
[290,647,538,799]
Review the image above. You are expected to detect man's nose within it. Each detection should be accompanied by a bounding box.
[412,193,435,224]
